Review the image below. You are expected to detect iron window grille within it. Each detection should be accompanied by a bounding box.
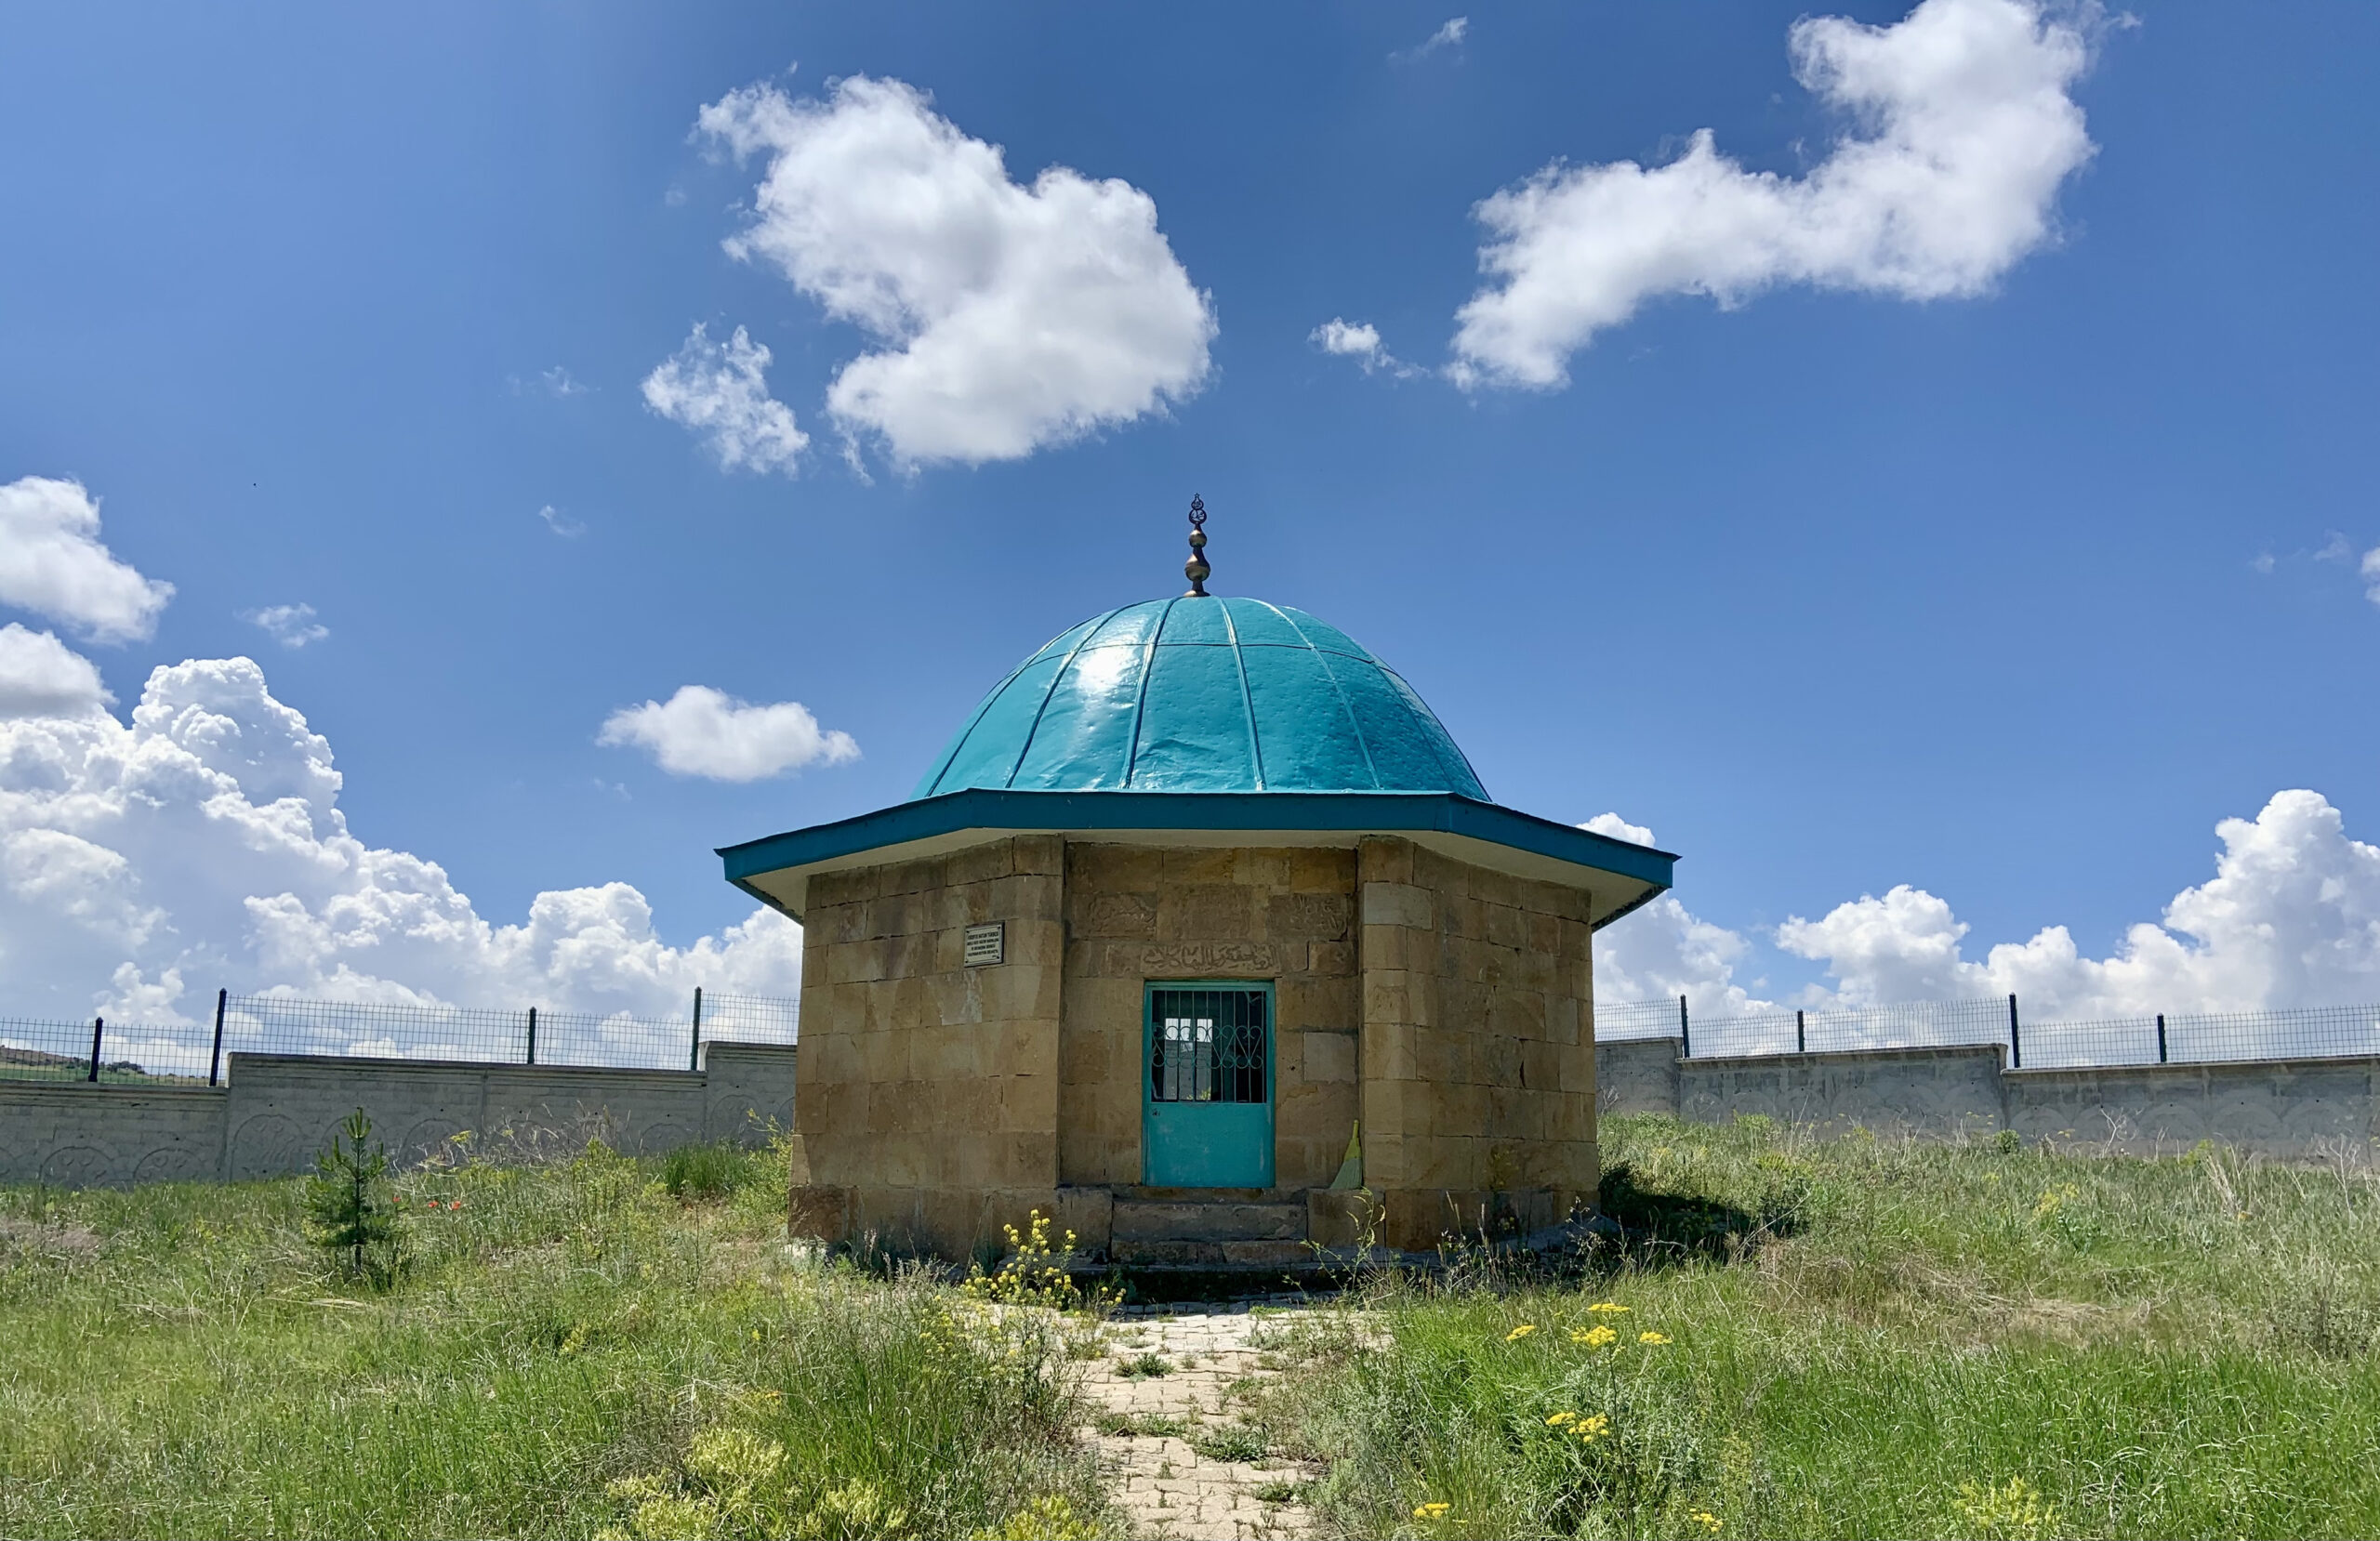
[1148,985,1269,1105]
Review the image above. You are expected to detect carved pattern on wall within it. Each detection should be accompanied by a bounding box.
[1266,892,1350,940]
[1083,893,1157,935]
[133,1146,211,1183]
[135,1141,211,1179]
[40,1145,111,1186]
[1138,941,1279,975]
[398,1117,466,1167]
[636,1121,693,1154]
[708,1098,792,1145]
[230,1113,308,1177]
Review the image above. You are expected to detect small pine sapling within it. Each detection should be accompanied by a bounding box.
[305,1108,404,1285]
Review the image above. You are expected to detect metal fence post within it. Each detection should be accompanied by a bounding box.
[1795,1008,1806,1055]
[691,986,703,1072]
[2155,1013,2168,1064]
[1677,994,1691,1059]
[86,1016,104,1082]
[2007,994,2022,1070]
[208,988,228,1087]
[525,1007,537,1066]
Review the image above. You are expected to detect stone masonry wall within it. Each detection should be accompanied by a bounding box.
[1059,843,1359,1192]
[1359,836,1597,1248]
[792,835,1064,1255]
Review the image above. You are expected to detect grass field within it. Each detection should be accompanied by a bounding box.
[0,1135,1103,1540]
[1263,1113,2380,1539]
[7,1114,2380,1539]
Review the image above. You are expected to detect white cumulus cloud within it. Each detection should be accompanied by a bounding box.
[2361,545,2380,605]
[599,685,859,783]
[695,74,1216,468]
[1583,813,1768,1016]
[1311,318,1422,379]
[1593,792,2380,1027]
[0,624,112,719]
[0,655,805,1028]
[642,323,811,475]
[1777,791,2380,1016]
[0,476,176,642]
[244,602,329,649]
[1451,0,2098,389]
[1595,893,1768,1018]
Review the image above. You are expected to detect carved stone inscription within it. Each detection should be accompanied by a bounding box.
[1084,892,1157,935]
[1138,941,1279,975]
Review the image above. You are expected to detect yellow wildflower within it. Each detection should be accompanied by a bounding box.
[1570,1324,1618,1347]
[1638,1331,1672,1345]
[1952,1476,2057,1540]
[1412,1500,1451,1520]
[1690,1509,1723,1533]
[1587,1301,1631,1314]
[1505,1324,1538,1341]
[1572,1414,1612,1442]
[1546,1411,1577,1427]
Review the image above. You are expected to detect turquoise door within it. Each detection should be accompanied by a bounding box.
[1144,983,1274,1189]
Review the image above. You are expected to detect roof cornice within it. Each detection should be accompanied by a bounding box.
[719,788,1675,928]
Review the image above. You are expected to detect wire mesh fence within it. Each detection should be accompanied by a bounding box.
[0,987,801,1086]
[695,991,803,1050]
[0,1016,205,1084]
[1596,994,2380,1069]
[9,982,2380,1088]
[1593,999,1692,1042]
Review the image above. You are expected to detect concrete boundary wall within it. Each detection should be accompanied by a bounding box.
[1596,1035,2380,1158]
[17,1034,2376,1186]
[0,1043,797,1188]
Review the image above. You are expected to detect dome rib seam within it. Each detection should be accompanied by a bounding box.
[1218,599,1267,792]
[917,658,1034,798]
[1121,598,1183,789]
[1378,660,1492,801]
[1263,600,1382,792]
[1000,605,1127,791]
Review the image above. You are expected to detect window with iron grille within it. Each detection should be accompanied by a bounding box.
[1147,985,1268,1105]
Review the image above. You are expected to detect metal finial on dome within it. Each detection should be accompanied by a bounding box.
[1183,494,1211,597]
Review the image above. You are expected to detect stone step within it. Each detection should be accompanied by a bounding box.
[1110,1199,1306,1244]
[1109,1236,1317,1269]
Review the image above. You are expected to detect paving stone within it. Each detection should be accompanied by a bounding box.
[1078,1307,1338,1539]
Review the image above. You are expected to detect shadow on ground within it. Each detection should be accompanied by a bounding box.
[1593,1160,1802,1267]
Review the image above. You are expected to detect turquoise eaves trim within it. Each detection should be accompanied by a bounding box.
[718,788,1675,920]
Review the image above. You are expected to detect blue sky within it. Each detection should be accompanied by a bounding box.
[2,1,2375,1023]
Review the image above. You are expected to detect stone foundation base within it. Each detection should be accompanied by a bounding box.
[1378,1185,1585,1252]
[787,1181,1593,1262]
[786,1183,1066,1260]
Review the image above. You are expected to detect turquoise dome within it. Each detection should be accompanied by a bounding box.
[913,597,1489,800]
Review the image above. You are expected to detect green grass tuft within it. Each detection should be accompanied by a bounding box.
[1264,1113,2380,1539]
[0,1137,1108,1539]
[1091,1410,1187,1439]
[658,1139,760,1201]
[1187,1422,1270,1463]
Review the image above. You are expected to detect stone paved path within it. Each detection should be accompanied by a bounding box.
[1078,1304,1326,1540]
